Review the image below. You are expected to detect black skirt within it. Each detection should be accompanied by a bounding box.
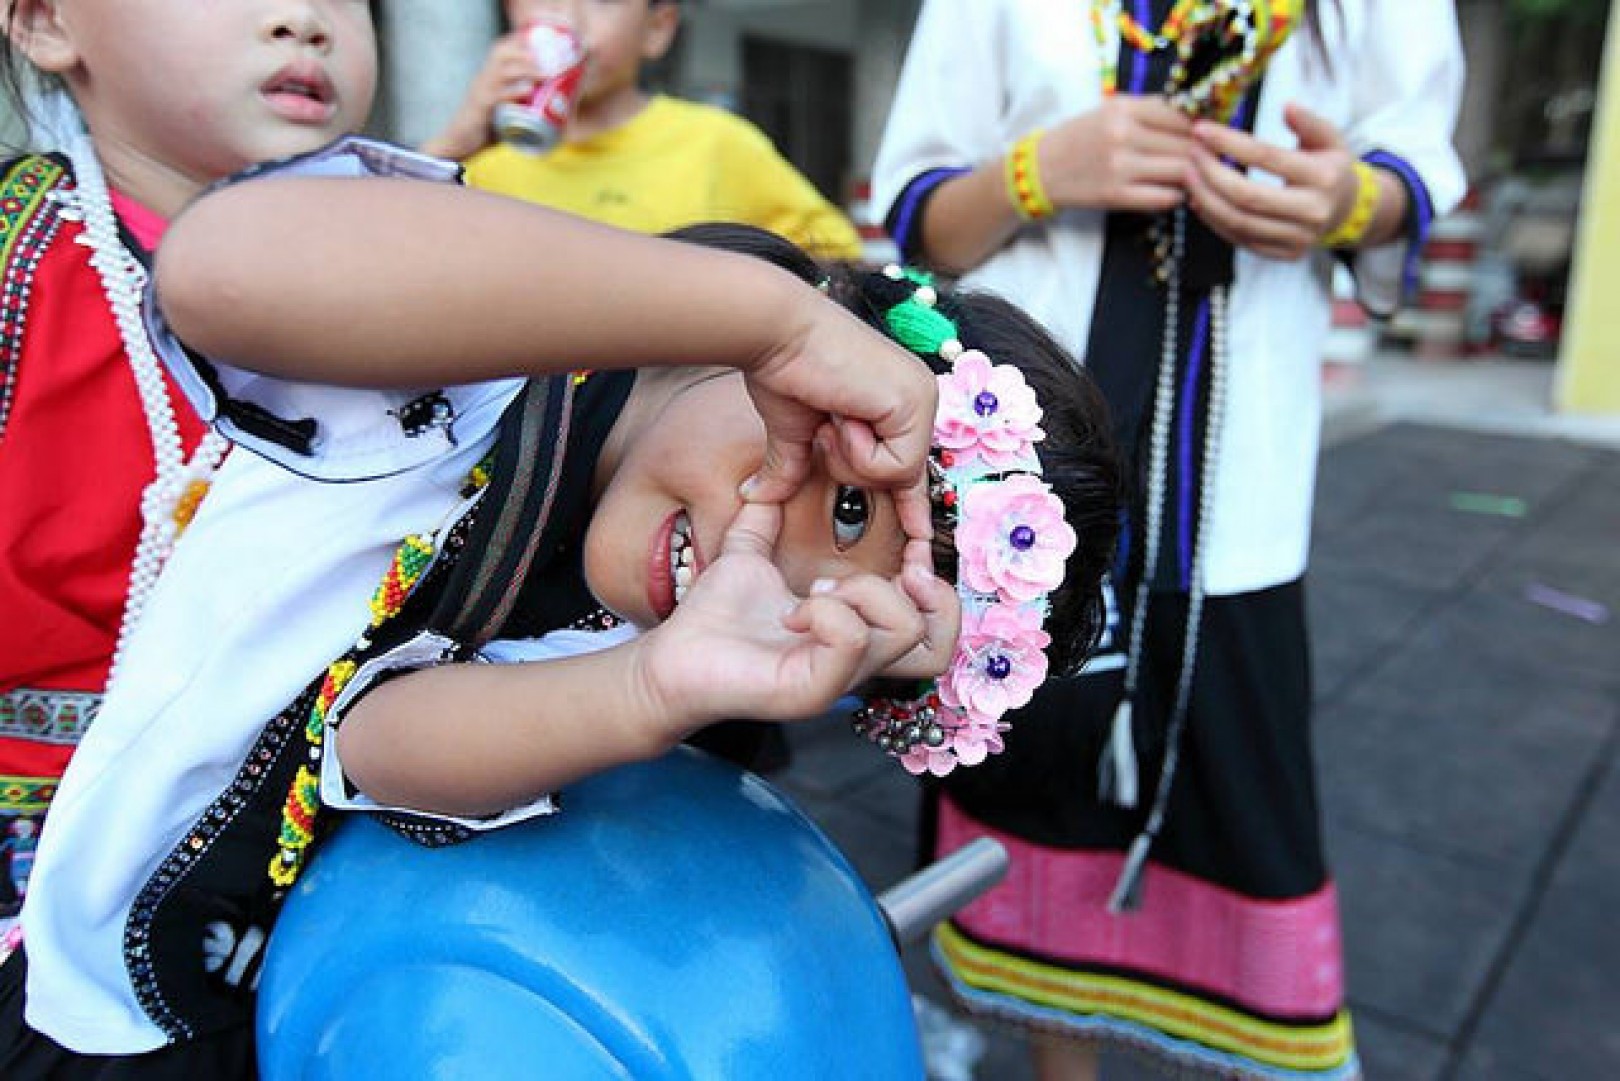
[0,949,256,1080]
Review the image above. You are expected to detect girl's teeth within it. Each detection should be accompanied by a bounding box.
[670,513,694,607]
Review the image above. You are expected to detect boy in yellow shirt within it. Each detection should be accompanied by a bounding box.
[423,0,862,261]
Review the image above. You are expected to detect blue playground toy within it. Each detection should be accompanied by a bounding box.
[258,746,1004,1080]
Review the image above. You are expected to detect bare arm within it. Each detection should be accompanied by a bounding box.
[156,177,809,385]
[156,176,938,536]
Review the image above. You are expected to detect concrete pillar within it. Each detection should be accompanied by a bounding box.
[1555,6,1620,416]
[376,1,502,147]
[851,0,919,180]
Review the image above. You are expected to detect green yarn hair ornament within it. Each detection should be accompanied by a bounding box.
[884,295,958,358]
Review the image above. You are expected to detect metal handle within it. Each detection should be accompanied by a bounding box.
[875,838,1009,946]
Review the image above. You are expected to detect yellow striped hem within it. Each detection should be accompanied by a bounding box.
[937,922,1355,1073]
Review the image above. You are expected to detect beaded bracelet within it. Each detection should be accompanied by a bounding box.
[1320,160,1381,250]
[1004,131,1055,222]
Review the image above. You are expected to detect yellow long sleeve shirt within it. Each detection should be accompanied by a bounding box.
[465,95,862,261]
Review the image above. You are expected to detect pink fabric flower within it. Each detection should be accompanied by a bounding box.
[934,351,1045,472]
[940,603,1051,724]
[956,475,1077,602]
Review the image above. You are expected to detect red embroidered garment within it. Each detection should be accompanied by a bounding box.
[0,156,208,816]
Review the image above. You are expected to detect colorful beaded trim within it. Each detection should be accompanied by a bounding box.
[1,156,68,441]
[853,267,1076,777]
[1092,0,1300,122]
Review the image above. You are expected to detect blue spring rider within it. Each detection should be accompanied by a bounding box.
[258,747,960,1079]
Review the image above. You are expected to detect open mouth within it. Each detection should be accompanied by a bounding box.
[262,64,336,120]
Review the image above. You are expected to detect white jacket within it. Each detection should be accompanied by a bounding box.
[874,0,1466,594]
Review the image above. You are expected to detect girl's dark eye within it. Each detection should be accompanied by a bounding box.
[832,486,870,551]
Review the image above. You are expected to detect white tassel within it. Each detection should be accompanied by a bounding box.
[1097,698,1139,809]
[1107,833,1153,914]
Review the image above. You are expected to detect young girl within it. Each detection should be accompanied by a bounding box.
[423,0,863,262]
[3,143,1122,1074]
[0,0,379,937]
[873,2,1464,1078]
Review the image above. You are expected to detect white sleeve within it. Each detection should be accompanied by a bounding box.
[1341,2,1468,315]
[319,622,641,833]
[871,0,1006,251]
[145,136,526,481]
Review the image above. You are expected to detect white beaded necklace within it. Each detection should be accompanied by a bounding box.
[56,135,229,689]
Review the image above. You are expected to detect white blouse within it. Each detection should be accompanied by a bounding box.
[19,139,579,1054]
[873,0,1467,595]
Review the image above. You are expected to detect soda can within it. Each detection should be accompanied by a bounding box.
[493,17,586,154]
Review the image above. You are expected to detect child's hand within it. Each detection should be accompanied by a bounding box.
[1185,105,1361,261]
[1041,97,1195,214]
[634,505,956,733]
[743,297,939,550]
[419,34,542,162]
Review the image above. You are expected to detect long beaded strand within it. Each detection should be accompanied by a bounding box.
[58,135,229,689]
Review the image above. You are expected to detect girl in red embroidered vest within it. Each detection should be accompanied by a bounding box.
[0,0,381,944]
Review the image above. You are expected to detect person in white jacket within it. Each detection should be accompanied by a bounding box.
[874,2,1465,1078]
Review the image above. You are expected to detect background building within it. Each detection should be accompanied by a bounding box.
[0,0,1611,411]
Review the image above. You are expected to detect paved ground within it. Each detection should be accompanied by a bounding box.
[773,356,1620,1080]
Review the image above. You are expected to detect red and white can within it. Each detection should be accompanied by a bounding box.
[493,17,585,154]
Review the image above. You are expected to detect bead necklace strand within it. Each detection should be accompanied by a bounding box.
[57,135,229,689]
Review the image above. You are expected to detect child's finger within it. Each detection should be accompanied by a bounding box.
[779,595,871,701]
[830,417,934,543]
[718,501,782,559]
[883,564,962,680]
[740,436,813,504]
[806,574,928,672]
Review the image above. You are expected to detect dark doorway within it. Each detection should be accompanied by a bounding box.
[740,37,854,203]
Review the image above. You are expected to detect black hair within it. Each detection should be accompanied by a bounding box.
[663,222,1125,678]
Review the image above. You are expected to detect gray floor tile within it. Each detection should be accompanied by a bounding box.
[1332,618,1620,739]
[1314,695,1609,866]
[1327,822,1526,1039]
[778,709,897,799]
[1350,1011,1450,1081]
[1420,587,1620,689]
[1465,889,1620,1079]
[1306,562,1449,703]
[1546,757,1620,902]
[1481,546,1620,634]
[1310,502,1520,595]
[1450,1048,1558,1081]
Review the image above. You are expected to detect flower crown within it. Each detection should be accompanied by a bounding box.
[852,267,1077,777]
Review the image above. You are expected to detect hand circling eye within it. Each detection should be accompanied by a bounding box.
[832,486,870,551]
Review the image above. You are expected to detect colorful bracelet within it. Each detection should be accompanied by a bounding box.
[1320,160,1381,249]
[1004,131,1054,222]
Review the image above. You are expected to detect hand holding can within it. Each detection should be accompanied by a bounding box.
[493,18,586,154]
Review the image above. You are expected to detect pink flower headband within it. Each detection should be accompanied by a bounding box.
[852,267,1077,776]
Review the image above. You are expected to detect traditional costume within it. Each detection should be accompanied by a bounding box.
[0,140,226,938]
[874,1,1465,1076]
[2,140,643,1074]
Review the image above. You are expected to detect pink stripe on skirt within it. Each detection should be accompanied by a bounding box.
[938,797,1346,1019]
